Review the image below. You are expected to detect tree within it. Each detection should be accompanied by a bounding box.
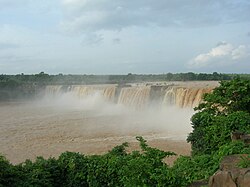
[187,78,250,155]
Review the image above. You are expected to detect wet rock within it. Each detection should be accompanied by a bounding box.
[237,169,250,187]
[209,155,250,187]
[209,171,236,187]
[231,132,250,144]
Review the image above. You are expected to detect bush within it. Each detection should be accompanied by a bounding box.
[0,137,180,187]
[188,79,250,155]
[238,155,250,168]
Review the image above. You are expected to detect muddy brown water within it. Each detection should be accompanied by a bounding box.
[0,100,192,164]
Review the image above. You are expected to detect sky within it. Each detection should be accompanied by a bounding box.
[0,0,249,74]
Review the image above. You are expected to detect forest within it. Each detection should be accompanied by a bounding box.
[1,72,248,101]
[0,72,239,87]
[0,78,250,186]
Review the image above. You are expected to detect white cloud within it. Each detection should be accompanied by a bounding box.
[189,42,250,68]
[231,45,249,60]
[60,0,250,34]
[0,0,249,74]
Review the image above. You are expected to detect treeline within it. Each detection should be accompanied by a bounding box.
[0,72,248,101]
[0,72,245,87]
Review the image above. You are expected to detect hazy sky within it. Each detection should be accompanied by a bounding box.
[0,0,250,74]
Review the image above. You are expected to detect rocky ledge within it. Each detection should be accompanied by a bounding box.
[209,154,250,187]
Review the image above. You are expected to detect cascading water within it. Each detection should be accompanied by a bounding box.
[162,87,176,106]
[1,81,218,164]
[44,84,214,108]
[117,86,151,108]
[45,85,63,96]
[45,85,116,102]
[103,87,116,101]
[162,87,213,108]
[71,86,91,98]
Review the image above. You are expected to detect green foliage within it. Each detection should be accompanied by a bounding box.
[117,136,177,187]
[182,78,250,184]
[1,138,249,186]
[57,152,88,186]
[200,78,250,113]
[0,137,183,187]
[214,141,250,159]
[20,157,60,187]
[188,79,250,155]
[1,78,250,186]
[172,154,218,183]
[0,155,16,187]
[238,155,250,168]
[172,141,250,185]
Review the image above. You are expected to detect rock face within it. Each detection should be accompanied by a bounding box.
[209,169,250,187]
[209,155,250,187]
[209,170,236,187]
[231,132,250,144]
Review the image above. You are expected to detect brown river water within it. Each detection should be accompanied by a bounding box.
[0,98,192,164]
[1,81,220,163]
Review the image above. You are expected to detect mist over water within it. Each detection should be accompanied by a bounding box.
[38,92,194,137]
[1,82,217,163]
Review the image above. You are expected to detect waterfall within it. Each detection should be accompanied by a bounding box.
[45,85,63,96]
[70,85,116,102]
[103,87,116,102]
[44,84,214,108]
[71,86,96,98]
[118,86,151,108]
[162,87,213,108]
[44,85,116,102]
[162,87,176,105]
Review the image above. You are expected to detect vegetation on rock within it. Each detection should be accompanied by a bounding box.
[187,78,250,155]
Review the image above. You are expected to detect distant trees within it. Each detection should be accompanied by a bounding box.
[0,72,236,87]
[0,72,248,101]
